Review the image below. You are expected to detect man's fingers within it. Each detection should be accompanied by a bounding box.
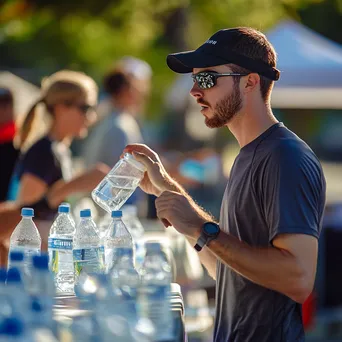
[132,151,155,170]
[123,144,157,161]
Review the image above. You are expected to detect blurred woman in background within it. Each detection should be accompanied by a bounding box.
[7,70,109,250]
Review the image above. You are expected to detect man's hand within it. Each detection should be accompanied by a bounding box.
[155,191,206,239]
[123,144,175,197]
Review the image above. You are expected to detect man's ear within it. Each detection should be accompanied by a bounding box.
[243,73,260,94]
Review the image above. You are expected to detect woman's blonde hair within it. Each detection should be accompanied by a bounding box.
[16,70,98,150]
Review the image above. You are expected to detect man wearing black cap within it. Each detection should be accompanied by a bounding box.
[124,27,326,341]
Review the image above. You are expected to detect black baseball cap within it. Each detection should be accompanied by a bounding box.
[167,28,280,81]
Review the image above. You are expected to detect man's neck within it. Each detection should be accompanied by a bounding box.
[227,103,278,148]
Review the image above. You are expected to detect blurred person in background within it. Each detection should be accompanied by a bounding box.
[125,27,326,341]
[83,58,152,168]
[7,70,109,250]
[0,88,19,202]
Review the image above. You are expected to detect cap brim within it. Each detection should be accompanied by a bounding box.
[167,50,228,74]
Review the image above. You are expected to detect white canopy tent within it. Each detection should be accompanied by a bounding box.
[0,71,40,118]
[267,20,342,109]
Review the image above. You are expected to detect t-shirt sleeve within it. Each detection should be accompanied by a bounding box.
[260,142,326,243]
[20,141,59,185]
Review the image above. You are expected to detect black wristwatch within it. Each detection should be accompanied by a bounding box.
[194,222,221,252]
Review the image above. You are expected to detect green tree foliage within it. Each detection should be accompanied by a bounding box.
[0,0,341,117]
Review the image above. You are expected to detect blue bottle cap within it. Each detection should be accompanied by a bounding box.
[21,207,34,217]
[0,268,7,283]
[9,251,24,262]
[6,268,22,283]
[111,210,122,218]
[32,254,49,270]
[0,317,24,336]
[31,298,43,313]
[146,241,162,252]
[80,209,91,218]
[58,205,70,213]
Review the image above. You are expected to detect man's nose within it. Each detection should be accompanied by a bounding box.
[190,82,204,99]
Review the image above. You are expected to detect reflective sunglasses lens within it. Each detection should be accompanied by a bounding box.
[196,73,215,89]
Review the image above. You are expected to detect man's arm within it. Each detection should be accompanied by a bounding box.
[206,231,317,303]
[155,190,318,304]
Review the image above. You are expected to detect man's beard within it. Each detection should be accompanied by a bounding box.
[205,82,242,128]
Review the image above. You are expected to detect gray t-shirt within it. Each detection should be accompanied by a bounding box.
[214,123,326,342]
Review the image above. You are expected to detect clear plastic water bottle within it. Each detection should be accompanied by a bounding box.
[140,242,174,341]
[48,204,75,295]
[73,209,104,294]
[8,251,26,283]
[29,254,55,330]
[97,214,112,242]
[0,268,12,320]
[111,247,140,297]
[6,268,30,323]
[8,208,41,277]
[104,211,133,273]
[92,153,145,213]
[122,205,145,270]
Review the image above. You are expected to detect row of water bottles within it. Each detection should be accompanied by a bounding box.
[6,205,175,341]
[1,253,57,341]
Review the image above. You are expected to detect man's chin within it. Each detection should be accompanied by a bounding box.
[205,117,225,129]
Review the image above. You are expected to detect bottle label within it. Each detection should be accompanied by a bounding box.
[48,238,73,250]
[48,238,73,274]
[73,247,105,276]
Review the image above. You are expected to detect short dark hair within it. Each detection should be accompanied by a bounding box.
[103,70,132,97]
[0,88,13,106]
[227,27,277,101]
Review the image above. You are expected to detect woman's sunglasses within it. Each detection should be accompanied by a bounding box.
[65,102,94,115]
[191,71,249,90]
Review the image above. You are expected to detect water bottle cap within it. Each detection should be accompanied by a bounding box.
[111,210,122,218]
[0,317,24,336]
[124,153,146,172]
[21,207,34,217]
[32,254,49,270]
[6,268,22,283]
[9,251,24,262]
[118,247,134,257]
[146,241,163,252]
[58,204,70,213]
[0,268,7,283]
[80,209,91,218]
[31,298,43,313]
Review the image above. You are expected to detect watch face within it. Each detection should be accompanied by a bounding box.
[204,222,220,236]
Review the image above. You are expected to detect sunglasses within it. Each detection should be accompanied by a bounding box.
[191,71,249,90]
[65,102,93,114]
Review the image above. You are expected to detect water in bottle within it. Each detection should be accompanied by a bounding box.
[97,214,112,242]
[29,254,55,331]
[8,208,41,277]
[92,153,145,213]
[0,268,12,320]
[48,204,75,295]
[122,205,145,269]
[73,209,104,295]
[140,242,174,341]
[104,211,133,273]
[6,268,30,324]
[8,251,26,284]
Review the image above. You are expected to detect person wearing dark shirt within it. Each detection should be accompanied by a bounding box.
[0,88,19,202]
[8,70,109,250]
[123,27,326,341]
